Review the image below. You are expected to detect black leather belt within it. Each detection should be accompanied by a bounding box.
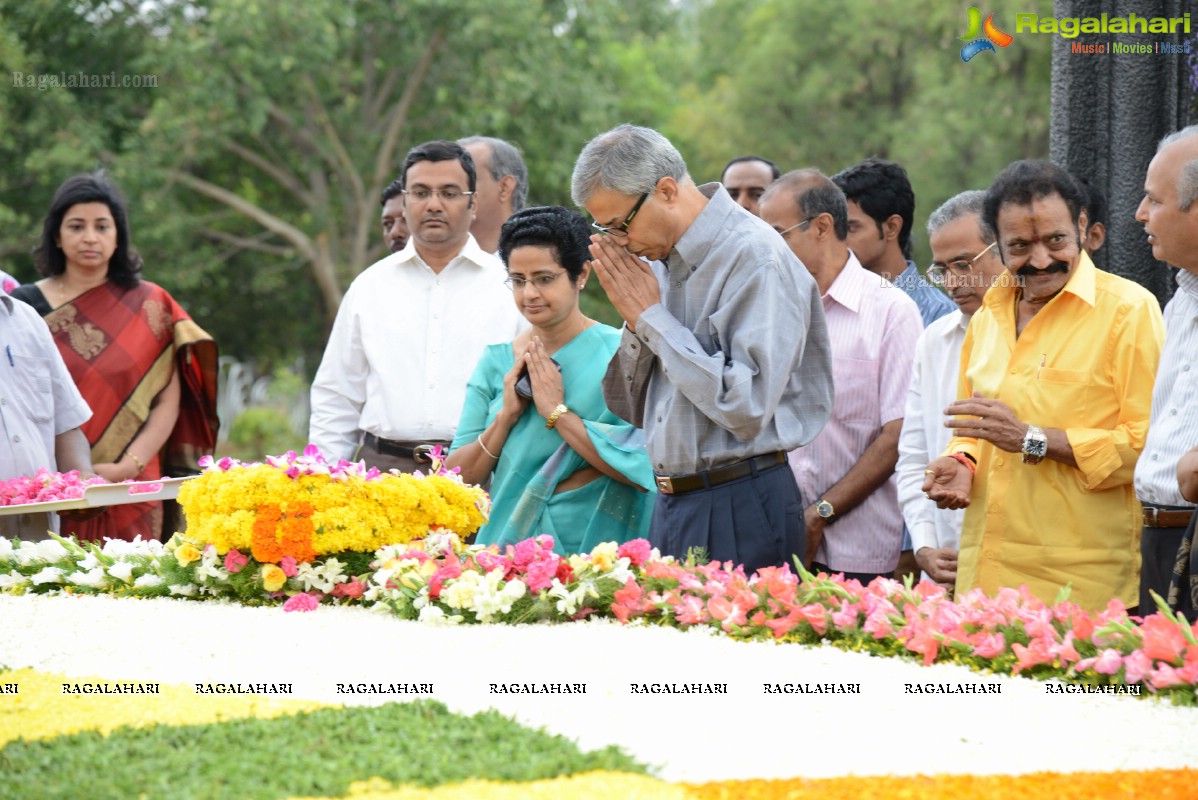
[363,433,450,464]
[1142,503,1195,529]
[654,451,787,495]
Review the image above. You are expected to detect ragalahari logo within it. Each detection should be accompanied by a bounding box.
[959,7,1014,62]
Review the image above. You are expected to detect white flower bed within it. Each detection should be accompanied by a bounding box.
[2,593,1196,782]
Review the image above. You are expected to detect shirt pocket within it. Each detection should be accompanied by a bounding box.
[11,354,54,425]
[833,356,879,423]
[1033,367,1092,427]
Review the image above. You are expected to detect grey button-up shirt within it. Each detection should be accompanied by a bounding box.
[602,183,833,476]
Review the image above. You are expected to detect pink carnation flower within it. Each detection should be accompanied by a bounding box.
[523,555,560,593]
[224,549,248,574]
[283,592,321,612]
[616,539,652,567]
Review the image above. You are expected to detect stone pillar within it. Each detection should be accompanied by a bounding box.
[1050,0,1194,304]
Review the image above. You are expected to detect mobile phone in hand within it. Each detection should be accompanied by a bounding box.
[515,358,561,400]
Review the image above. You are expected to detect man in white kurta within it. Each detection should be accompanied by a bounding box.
[896,191,1005,586]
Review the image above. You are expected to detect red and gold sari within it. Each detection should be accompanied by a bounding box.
[47,281,218,542]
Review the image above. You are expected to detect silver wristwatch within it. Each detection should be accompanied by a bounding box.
[1021,424,1048,465]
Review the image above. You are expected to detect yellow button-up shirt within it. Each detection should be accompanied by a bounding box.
[949,253,1164,610]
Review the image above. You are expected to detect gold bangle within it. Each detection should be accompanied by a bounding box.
[477,434,498,460]
[545,403,569,430]
[127,450,145,473]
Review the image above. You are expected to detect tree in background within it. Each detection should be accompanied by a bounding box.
[0,0,160,267]
[671,0,1053,265]
[3,0,1056,371]
[124,0,675,337]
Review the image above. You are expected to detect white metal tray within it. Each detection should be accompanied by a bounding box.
[0,476,193,517]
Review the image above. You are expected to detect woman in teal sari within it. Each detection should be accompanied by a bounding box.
[447,206,654,554]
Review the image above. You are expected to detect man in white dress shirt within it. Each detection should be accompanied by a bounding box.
[1,292,94,538]
[1133,126,1198,611]
[895,191,1004,587]
[309,140,525,471]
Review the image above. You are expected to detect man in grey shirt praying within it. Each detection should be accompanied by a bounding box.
[572,124,833,575]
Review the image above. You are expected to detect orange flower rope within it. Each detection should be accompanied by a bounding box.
[683,769,1198,800]
[251,502,317,563]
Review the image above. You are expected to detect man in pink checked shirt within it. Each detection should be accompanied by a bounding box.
[761,170,922,583]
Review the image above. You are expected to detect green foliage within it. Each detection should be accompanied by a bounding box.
[3,0,1059,365]
[0,0,159,275]
[226,408,305,463]
[673,0,1054,265]
[0,700,648,800]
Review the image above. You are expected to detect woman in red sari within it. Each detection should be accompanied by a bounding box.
[11,173,218,542]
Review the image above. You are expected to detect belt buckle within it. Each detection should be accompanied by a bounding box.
[1144,506,1158,527]
[413,444,436,464]
[655,476,674,495]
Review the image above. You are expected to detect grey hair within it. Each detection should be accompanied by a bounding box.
[1158,125,1198,211]
[763,168,849,240]
[570,124,689,206]
[458,136,529,212]
[927,190,994,243]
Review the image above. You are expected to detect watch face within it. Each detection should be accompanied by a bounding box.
[816,501,834,518]
[1023,427,1048,463]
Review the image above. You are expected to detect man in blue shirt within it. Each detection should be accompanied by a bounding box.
[832,158,954,327]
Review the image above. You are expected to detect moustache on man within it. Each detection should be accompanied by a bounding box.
[1016,261,1070,278]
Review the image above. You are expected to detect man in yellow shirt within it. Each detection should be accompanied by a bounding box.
[924,160,1164,611]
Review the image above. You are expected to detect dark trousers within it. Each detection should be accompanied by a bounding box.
[648,462,803,576]
[1141,524,1188,613]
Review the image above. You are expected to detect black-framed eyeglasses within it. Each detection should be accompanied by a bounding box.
[927,241,997,285]
[591,189,652,237]
[504,271,568,291]
[402,187,475,203]
[776,217,817,238]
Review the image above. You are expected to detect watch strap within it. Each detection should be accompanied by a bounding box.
[545,403,569,429]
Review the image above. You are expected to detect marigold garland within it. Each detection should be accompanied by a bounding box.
[177,448,488,560]
[251,503,317,563]
[682,770,1198,800]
